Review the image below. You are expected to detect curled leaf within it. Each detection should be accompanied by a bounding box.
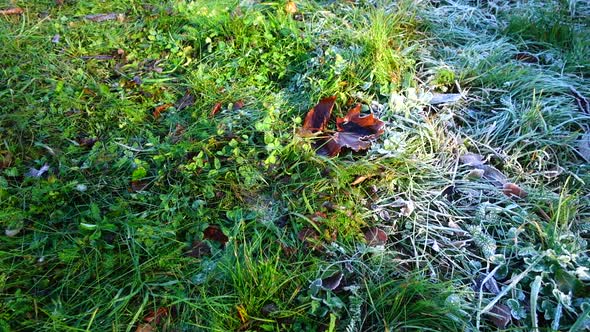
[364,227,387,246]
[321,271,343,291]
[210,102,223,117]
[297,227,321,250]
[175,91,195,111]
[336,104,385,136]
[302,96,336,134]
[0,7,24,15]
[203,225,228,245]
[515,52,539,63]
[186,240,211,258]
[503,182,527,199]
[153,104,172,118]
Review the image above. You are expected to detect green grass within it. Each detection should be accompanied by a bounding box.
[1,0,589,331]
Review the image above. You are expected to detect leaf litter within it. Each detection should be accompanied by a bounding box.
[300,97,385,156]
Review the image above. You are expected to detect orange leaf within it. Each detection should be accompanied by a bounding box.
[302,96,336,134]
[285,1,297,14]
[336,104,384,137]
[236,305,248,324]
[153,103,172,118]
[502,183,527,199]
[210,102,222,117]
[0,7,24,15]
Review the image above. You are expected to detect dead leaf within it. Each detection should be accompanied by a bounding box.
[203,225,228,245]
[503,182,527,199]
[297,227,321,250]
[480,165,508,186]
[135,324,154,332]
[570,86,589,114]
[170,124,185,144]
[336,104,385,137]
[0,7,24,15]
[351,175,369,186]
[364,227,387,246]
[321,271,343,291]
[302,99,385,156]
[487,303,511,329]
[84,13,124,22]
[577,132,590,162]
[144,307,168,324]
[77,136,98,148]
[233,100,244,110]
[130,180,149,192]
[429,93,462,105]
[0,151,12,169]
[514,52,539,63]
[285,1,297,14]
[55,0,64,6]
[236,304,248,324]
[302,96,336,134]
[400,200,415,216]
[210,102,222,117]
[175,91,195,111]
[153,103,172,118]
[136,307,168,332]
[186,240,211,258]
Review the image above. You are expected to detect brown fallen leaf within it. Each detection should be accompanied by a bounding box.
[302,96,337,134]
[0,7,24,15]
[84,13,124,22]
[321,271,343,291]
[186,240,211,258]
[0,150,13,169]
[515,52,539,63]
[203,225,228,245]
[153,103,172,118]
[364,227,387,246]
[210,102,222,117]
[302,99,385,156]
[297,227,321,250]
[77,136,98,148]
[351,175,369,186]
[175,90,195,111]
[130,180,149,192]
[136,307,169,332]
[233,100,245,110]
[487,303,511,329]
[135,324,154,332]
[336,104,385,137]
[503,182,527,199]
